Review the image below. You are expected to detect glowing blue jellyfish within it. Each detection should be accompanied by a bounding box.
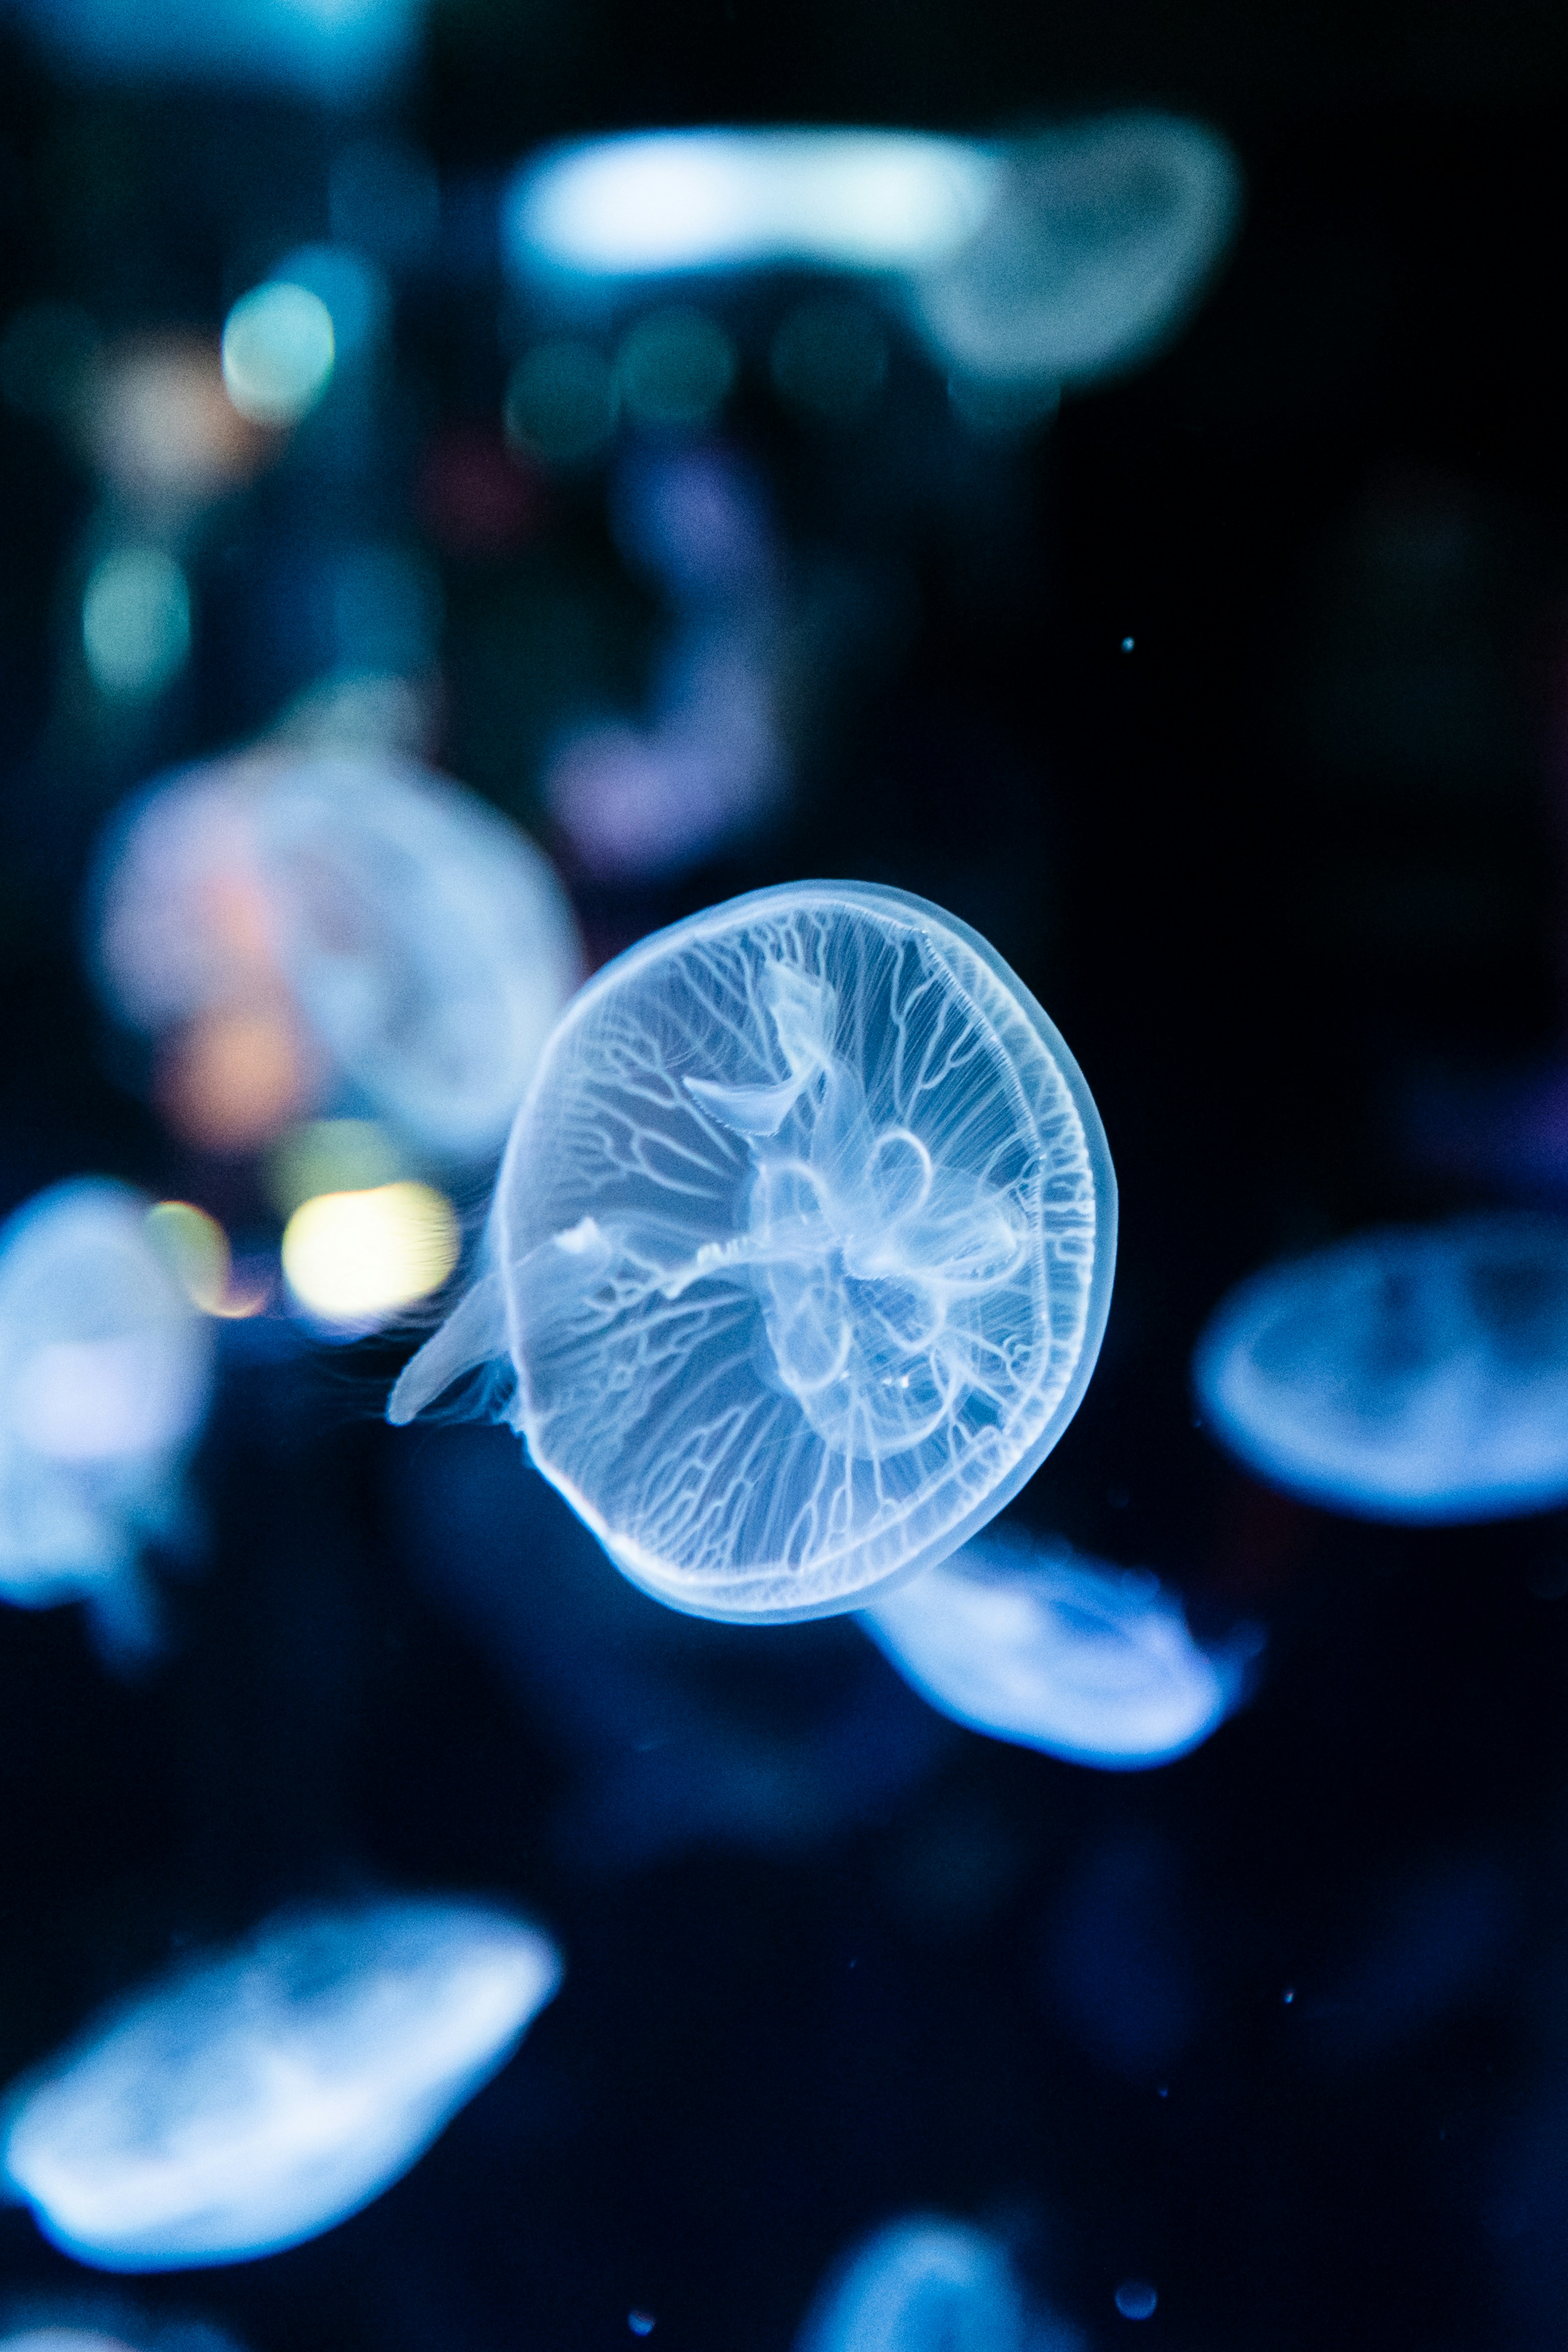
[1192,1213,1568,1522]
[504,116,1239,403]
[0,1900,561,2272]
[0,1181,213,1650]
[863,1525,1250,1768]
[390,881,1116,1621]
[93,749,582,1165]
[903,113,1241,393]
[794,2215,1082,2352]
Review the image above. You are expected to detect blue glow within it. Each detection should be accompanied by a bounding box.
[0,1181,213,1633]
[506,131,1000,280]
[0,1900,562,2272]
[92,750,582,1166]
[1192,1213,1568,1521]
[906,112,1241,390]
[794,2216,1080,2352]
[13,0,421,101]
[863,1526,1247,1768]
[389,882,1116,1624]
[1114,2281,1158,2321]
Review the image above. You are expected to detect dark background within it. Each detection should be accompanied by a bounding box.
[7,2,1568,2347]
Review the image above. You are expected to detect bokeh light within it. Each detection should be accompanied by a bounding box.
[220,283,336,428]
[81,550,191,698]
[282,1181,459,1325]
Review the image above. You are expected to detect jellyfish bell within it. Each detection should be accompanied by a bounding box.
[1192,1213,1568,1523]
[0,1899,562,2272]
[794,2215,1053,2352]
[390,880,1116,1624]
[863,1526,1250,1768]
[904,111,1242,394]
[0,1180,214,1629]
[92,748,582,1166]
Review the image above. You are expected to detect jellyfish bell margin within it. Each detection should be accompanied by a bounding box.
[389,880,1117,1627]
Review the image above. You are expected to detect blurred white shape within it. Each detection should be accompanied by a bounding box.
[92,750,584,1166]
[281,1181,459,1326]
[795,2214,1081,2352]
[1192,1213,1568,1522]
[89,338,271,509]
[0,1900,562,2271]
[82,551,191,699]
[863,1527,1246,1768]
[0,1181,213,1623]
[11,0,421,103]
[907,112,1241,391]
[221,284,336,427]
[508,130,1000,278]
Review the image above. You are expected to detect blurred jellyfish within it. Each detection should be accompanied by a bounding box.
[794,2214,1082,2352]
[11,0,423,104]
[507,130,1001,279]
[863,1525,1251,1768]
[0,1180,214,1657]
[1192,1214,1568,1521]
[0,1899,562,2272]
[544,444,787,880]
[92,748,583,1165]
[904,112,1241,399]
[390,880,1116,1623]
[0,2294,245,2352]
[504,117,1239,411]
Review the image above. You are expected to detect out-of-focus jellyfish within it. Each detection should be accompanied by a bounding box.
[0,1180,214,1655]
[504,116,1239,407]
[0,1899,562,2272]
[794,2214,1082,2352]
[390,880,1116,1623]
[862,1524,1251,1768]
[11,0,423,103]
[0,2294,244,2352]
[543,444,787,881]
[92,748,582,1166]
[1192,1214,1568,1522]
[508,130,1001,280]
[903,112,1241,397]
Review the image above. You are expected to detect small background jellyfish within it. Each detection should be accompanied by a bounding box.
[91,745,583,1167]
[1192,1213,1568,1521]
[0,1179,214,1664]
[505,116,1239,425]
[390,879,1116,1621]
[0,1898,562,2272]
[793,2214,1082,2352]
[862,1521,1255,1768]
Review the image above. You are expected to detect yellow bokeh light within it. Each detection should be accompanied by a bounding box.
[145,1199,231,1314]
[281,1182,459,1325]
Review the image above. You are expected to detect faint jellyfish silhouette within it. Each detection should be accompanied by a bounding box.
[92,748,582,1165]
[390,880,1116,1622]
[1192,1213,1568,1521]
[0,1899,562,2272]
[0,2295,245,2352]
[863,1523,1253,1768]
[794,2214,1082,2352]
[905,112,1241,403]
[0,1181,214,1659]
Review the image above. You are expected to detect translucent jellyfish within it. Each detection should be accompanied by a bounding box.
[863,1524,1250,1769]
[0,1899,562,2272]
[503,116,1239,399]
[390,881,1116,1622]
[904,112,1241,392]
[92,748,582,1165]
[0,1181,213,1651]
[794,2215,1082,2352]
[1192,1214,1568,1521]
